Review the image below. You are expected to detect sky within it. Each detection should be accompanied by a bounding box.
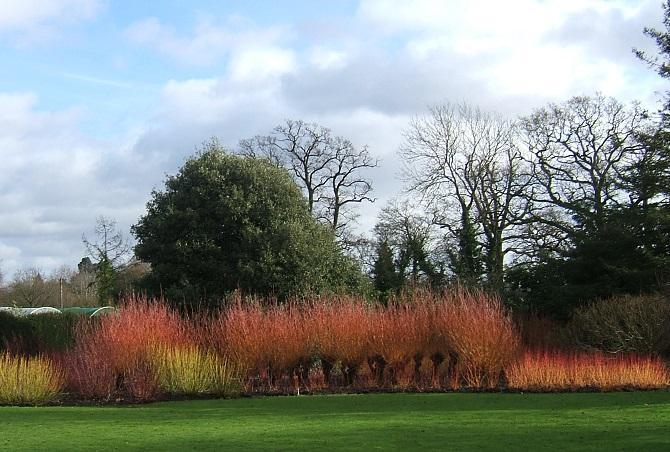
[0,0,666,280]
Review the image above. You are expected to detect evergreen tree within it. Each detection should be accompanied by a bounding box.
[95,257,117,304]
[372,239,399,302]
[447,207,483,286]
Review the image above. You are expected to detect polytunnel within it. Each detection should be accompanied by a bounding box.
[60,306,116,317]
[0,306,62,316]
[0,306,116,317]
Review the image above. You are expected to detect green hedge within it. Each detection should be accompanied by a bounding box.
[0,312,82,355]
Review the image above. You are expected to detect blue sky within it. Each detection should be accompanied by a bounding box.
[0,0,666,279]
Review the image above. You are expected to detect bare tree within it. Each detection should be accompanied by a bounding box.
[82,216,131,303]
[401,103,531,290]
[240,119,377,233]
[240,120,332,214]
[520,94,647,251]
[82,216,131,268]
[1,263,112,308]
[8,268,54,307]
[324,137,375,233]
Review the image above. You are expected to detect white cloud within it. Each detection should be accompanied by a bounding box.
[0,92,150,279]
[0,242,21,278]
[0,93,85,171]
[309,46,349,70]
[357,0,637,35]
[158,76,287,126]
[484,44,590,99]
[355,0,664,107]
[0,0,102,43]
[125,16,293,68]
[229,47,296,82]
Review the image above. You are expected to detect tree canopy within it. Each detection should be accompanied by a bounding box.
[132,141,364,306]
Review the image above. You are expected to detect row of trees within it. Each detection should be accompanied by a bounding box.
[125,89,669,317]
[5,95,666,314]
[0,260,148,308]
[4,4,670,316]
[0,217,148,307]
[368,2,670,316]
[369,95,669,317]
[0,266,95,308]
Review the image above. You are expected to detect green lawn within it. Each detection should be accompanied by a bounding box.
[1,392,669,451]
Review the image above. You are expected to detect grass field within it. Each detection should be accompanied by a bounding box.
[1,392,670,451]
